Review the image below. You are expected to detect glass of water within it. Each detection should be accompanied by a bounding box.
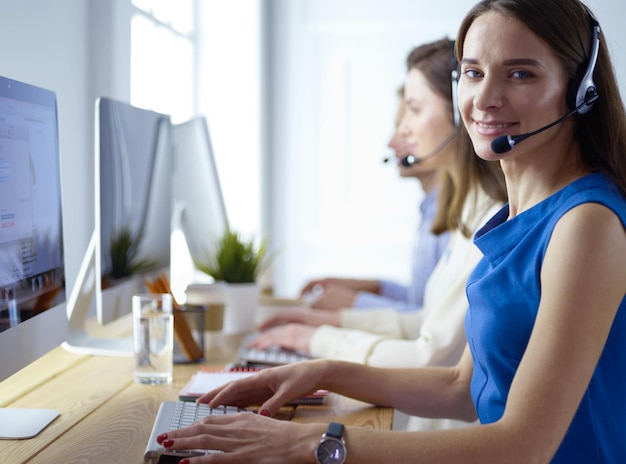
[132,293,173,385]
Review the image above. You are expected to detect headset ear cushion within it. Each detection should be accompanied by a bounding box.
[566,77,598,115]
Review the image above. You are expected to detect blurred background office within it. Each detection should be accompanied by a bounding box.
[1,0,623,300]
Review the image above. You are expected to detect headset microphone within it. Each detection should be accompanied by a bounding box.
[381,129,458,166]
[399,128,461,166]
[490,97,596,154]
[382,154,411,164]
[401,154,418,167]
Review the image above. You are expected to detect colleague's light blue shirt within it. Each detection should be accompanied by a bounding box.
[354,188,449,312]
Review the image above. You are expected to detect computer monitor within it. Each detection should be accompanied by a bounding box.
[95,97,172,324]
[63,98,171,357]
[170,116,229,302]
[0,75,68,438]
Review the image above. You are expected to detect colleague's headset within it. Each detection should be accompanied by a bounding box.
[491,4,601,153]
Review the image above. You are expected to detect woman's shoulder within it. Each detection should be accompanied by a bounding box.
[558,173,626,224]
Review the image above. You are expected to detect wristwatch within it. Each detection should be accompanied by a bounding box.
[314,422,347,464]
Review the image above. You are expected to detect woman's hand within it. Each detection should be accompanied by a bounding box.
[308,285,358,310]
[199,360,331,417]
[159,410,325,463]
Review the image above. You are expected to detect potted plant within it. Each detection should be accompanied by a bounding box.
[194,229,268,284]
[107,226,160,282]
[193,229,269,334]
[98,226,161,323]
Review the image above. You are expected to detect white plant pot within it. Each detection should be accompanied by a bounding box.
[223,283,259,334]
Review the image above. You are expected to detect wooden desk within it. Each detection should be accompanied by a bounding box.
[0,325,392,463]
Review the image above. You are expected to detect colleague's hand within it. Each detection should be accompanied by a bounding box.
[160,408,325,463]
[246,324,315,354]
[300,277,337,295]
[305,284,359,310]
[301,277,377,295]
[258,308,341,330]
[198,360,332,416]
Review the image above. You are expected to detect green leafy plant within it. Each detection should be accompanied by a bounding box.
[107,226,160,280]
[194,229,268,283]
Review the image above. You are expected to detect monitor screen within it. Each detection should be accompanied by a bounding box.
[95,97,172,325]
[0,74,68,438]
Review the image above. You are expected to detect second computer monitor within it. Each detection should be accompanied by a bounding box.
[170,116,229,301]
[95,97,172,325]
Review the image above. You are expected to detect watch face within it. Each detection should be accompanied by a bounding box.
[316,439,346,464]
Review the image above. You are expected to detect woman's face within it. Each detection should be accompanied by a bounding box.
[388,96,438,180]
[387,98,408,158]
[458,11,570,160]
[398,68,457,175]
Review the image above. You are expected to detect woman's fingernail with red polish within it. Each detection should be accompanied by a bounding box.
[156,433,168,444]
[259,409,270,417]
[163,439,175,448]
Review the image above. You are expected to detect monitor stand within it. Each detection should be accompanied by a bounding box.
[62,231,133,357]
[0,408,60,440]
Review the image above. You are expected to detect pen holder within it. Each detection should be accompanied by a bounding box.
[173,305,206,364]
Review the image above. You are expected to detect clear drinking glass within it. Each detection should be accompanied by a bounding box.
[132,293,173,385]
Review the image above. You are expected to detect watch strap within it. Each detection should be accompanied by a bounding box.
[315,422,347,464]
[326,422,344,440]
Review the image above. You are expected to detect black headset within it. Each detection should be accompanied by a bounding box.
[566,5,601,115]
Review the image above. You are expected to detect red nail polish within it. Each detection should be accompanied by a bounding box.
[163,439,175,448]
[156,433,168,445]
[179,459,190,464]
[259,409,270,417]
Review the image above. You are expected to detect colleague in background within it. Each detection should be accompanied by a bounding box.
[300,85,450,314]
[160,1,626,461]
[250,38,505,372]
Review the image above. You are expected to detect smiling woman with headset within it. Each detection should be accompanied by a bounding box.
[156,1,626,462]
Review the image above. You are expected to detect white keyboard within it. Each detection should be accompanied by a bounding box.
[144,401,247,463]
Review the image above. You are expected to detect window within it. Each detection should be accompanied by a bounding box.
[130,0,196,123]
